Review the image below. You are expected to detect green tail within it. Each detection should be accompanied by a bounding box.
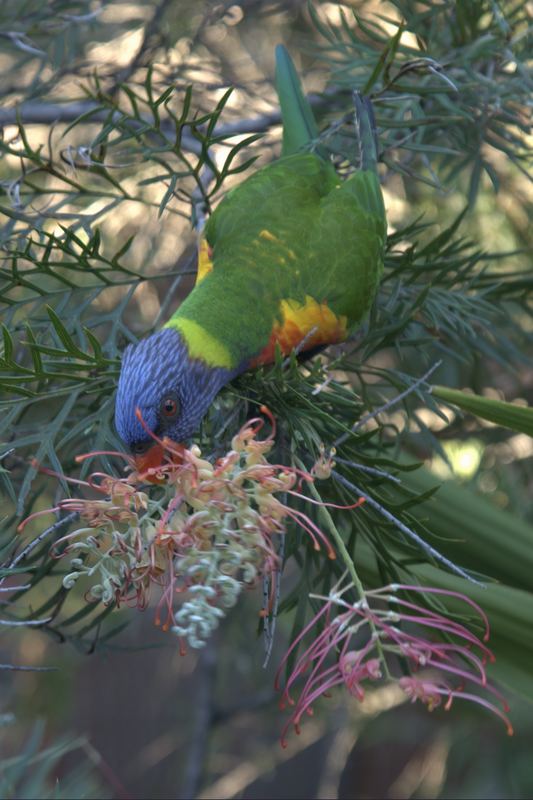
[275,45,380,173]
[275,44,320,157]
[353,91,379,172]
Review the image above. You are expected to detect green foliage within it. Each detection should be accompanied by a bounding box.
[0,720,106,799]
[0,1,101,101]
[433,385,533,435]
[0,77,260,241]
[0,0,531,767]
[311,0,532,201]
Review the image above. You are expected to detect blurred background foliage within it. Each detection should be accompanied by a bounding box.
[0,0,532,798]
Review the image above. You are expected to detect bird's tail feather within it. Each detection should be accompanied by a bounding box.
[275,44,320,157]
[353,91,379,172]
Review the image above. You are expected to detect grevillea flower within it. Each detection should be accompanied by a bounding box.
[19,409,349,650]
[275,581,513,746]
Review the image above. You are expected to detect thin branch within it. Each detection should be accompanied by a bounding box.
[333,361,443,449]
[0,511,80,587]
[262,533,284,668]
[0,663,57,671]
[0,94,331,143]
[180,640,218,800]
[191,165,216,234]
[151,252,196,329]
[0,584,31,593]
[0,100,276,140]
[0,616,53,627]
[112,0,174,88]
[331,469,483,586]
[333,457,402,484]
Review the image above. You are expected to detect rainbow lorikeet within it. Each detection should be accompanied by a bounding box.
[115,46,386,466]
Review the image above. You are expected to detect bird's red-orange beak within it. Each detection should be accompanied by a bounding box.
[134,438,185,482]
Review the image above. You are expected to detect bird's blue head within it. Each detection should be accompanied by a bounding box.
[115,328,232,459]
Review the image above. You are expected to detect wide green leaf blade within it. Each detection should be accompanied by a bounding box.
[433,386,533,436]
[401,466,533,592]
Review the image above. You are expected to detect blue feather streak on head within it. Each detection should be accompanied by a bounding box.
[115,328,233,451]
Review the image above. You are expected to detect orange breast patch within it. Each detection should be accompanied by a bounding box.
[251,295,348,367]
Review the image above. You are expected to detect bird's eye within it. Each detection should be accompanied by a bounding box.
[161,394,180,420]
[132,440,151,455]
